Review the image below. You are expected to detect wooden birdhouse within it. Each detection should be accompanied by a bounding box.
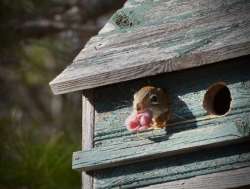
[50,0,250,188]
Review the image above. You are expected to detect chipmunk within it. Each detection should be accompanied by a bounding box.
[125,86,170,132]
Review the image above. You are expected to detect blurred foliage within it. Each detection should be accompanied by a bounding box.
[0,0,125,189]
[0,125,80,189]
[0,35,82,188]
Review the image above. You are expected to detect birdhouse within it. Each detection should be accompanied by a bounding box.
[50,0,250,188]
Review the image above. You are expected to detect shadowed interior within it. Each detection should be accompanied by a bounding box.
[203,82,232,116]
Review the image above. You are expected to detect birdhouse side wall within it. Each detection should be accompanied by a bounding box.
[80,56,250,188]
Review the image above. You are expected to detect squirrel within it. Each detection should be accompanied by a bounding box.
[125,86,170,132]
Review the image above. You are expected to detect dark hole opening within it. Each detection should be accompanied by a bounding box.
[203,83,232,116]
[213,86,231,115]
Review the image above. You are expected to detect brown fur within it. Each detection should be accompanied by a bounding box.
[133,86,170,129]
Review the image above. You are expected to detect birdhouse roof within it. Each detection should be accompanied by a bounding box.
[50,0,250,95]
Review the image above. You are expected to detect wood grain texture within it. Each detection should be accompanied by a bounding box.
[94,142,250,188]
[50,0,250,94]
[73,118,250,171]
[141,167,250,189]
[81,91,95,189]
[93,57,250,149]
[73,58,250,171]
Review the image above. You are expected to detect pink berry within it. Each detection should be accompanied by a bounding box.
[125,110,153,132]
[125,113,139,132]
[138,111,152,127]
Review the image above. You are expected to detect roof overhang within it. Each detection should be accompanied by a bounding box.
[50,0,250,95]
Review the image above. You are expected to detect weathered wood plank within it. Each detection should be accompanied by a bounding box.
[94,142,250,188]
[141,166,250,189]
[73,58,250,171]
[93,57,250,148]
[73,116,250,171]
[50,0,250,94]
[89,59,250,188]
[81,91,95,189]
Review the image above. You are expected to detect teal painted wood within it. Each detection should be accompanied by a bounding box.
[50,0,250,94]
[72,57,250,171]
[73,117,250,171]
[93,57,250,146]
[93,142,250,189]
[142,167,250,189]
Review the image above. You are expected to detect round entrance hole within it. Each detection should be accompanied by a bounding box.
[203,82,232,116]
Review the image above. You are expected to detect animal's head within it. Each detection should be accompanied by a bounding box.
[133,86,169,112]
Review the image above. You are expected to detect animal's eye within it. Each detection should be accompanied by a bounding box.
[150,94,158,104]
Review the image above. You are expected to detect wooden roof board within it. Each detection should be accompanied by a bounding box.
[50,0,250,94]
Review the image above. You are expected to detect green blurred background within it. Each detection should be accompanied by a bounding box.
[0,1,125,188]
